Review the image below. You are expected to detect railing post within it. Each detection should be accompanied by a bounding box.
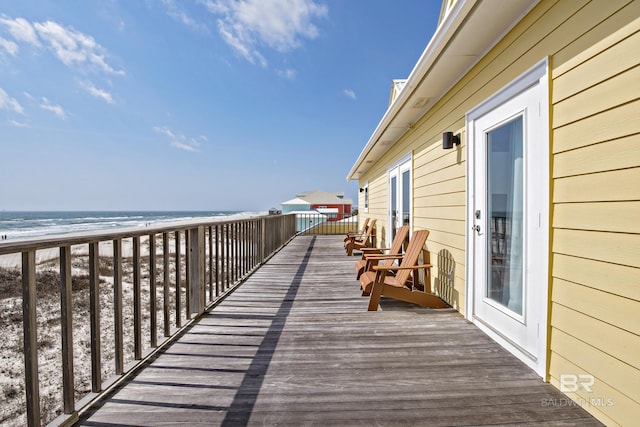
[60,246,75,414]
[22,250,40,427]
[189,226,205,316]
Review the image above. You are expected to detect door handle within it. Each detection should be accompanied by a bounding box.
[472,225,482,235]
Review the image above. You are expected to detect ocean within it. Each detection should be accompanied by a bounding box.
[0,211,265,240]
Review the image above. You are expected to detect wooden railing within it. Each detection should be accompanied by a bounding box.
[0,214,296,426]
[294,212,358,235]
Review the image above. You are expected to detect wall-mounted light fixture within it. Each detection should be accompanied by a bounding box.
[442,132,461,149]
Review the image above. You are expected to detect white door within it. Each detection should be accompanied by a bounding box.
[467,60,549,376]
[389,156,411,242]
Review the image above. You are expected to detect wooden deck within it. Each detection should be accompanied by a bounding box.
[77,235,601,426]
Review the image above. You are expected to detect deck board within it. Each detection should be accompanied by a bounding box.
[77,235,601,426]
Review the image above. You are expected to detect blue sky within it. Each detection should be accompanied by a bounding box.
[0,0,441,211]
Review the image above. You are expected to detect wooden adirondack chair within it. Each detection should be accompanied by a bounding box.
[344,219,376,256]
[344,218,370,243]
[367,229,448,311]
[355,225,409,280]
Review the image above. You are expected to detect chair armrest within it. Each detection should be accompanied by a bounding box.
[373,264,432,271]
[364,254,403,260]
[361,247,388,252]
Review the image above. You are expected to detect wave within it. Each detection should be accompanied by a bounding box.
[0,211,268,240]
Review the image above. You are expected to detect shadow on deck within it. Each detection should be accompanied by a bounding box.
[77,236,601,426]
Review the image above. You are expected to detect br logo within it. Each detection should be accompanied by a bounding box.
[559,374,595,393]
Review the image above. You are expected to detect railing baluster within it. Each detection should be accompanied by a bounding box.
[133,236,142,360]
[208,226,213,303]
[188,227,204,316]
[0,214,297,426]
[185,230,191,319]
[228,223,232,288]
[113,239,123,375]
[163,233,170,337]
[22,250,40,427]
[243,222,248,275]
[149,234,157,348]
[215,225,220,297]
[221,224,226,291]
[89,242,102,392]
[175,231,181,328]
[60,246,75,414]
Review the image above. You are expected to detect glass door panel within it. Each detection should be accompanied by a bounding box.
[390,175,397,239]
[486,116,524,315]
[402,169,410,227]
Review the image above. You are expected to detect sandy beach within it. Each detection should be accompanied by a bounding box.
[0,233,200,425]
[0,236,152,269]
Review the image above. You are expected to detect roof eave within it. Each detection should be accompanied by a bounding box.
[346,0,540,182]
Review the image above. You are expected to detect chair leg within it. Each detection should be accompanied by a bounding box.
[367,281,383,311]
[361,280,372,296]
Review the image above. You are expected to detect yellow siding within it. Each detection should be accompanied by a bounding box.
[553,201,640,234]
[553,134,640,178]
[549,339,637,427]
[549,0,640,424]
[553,101,640,154]
[357,0,640,422]
[553,254,640,301]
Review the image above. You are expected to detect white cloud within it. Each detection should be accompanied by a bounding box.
[0,88,25,114]
[9,119,28,127]
[154,126,202,152]
[203,0,327,65]
[0,37,18,55]
[39,97,67,119]
[277,68,296,79]
[1,15,124,78]
[161,0,208,32]
[33,21,125,76]
[343,89,356,100]
[80,81,114,104]
[0,16,40,46]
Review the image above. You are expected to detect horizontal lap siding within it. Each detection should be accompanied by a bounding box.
[550,0,640,424]
[412,140,466,312]
[359,1,638,423]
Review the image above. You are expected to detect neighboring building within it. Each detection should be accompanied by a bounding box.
[347,1,639,425]
[294,190,353,221]
[280,197,312,214]
[280,191,353,232]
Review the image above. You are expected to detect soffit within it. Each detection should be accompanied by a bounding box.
[347,0,540,181]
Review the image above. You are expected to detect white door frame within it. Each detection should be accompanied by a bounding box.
[388,153,412,244]
[465,58,549,377]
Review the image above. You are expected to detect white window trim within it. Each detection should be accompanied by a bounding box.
[362,182,369,213]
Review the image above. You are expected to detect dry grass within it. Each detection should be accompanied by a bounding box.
[0,248,189,426]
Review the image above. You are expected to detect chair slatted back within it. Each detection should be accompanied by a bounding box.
[381,226,410,267]
[359,219,377,244]
[360,218,370,233]
[394,229,430,285]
